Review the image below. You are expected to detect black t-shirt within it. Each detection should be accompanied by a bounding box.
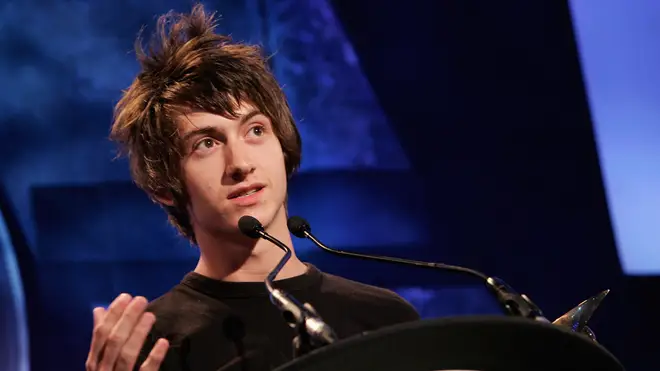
[136,264,420,371]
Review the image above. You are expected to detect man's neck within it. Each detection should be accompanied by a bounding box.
[192,213,308,282]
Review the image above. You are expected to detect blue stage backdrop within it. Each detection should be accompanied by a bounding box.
[1,1,658,371]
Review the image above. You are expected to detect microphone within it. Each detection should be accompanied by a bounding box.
[287,216,548,322]
[237,215,338,356]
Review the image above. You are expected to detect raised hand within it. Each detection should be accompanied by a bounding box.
[85,294,169,371]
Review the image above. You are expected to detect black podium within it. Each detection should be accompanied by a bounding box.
[274,316,625,371]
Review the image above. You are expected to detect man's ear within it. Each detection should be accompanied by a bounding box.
[154,192,175,207]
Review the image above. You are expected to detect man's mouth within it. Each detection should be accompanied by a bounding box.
[229,186,264,199]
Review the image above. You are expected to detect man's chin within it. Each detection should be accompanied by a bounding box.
[230,210,272,231]
[233,204,286,232]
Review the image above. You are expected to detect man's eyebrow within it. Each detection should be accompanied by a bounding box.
[181,126,218,143]
[239,109,263,125]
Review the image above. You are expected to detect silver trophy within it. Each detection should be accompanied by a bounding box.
[552,289,610,341]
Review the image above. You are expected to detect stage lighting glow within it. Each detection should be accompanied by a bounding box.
[570,0,660,275]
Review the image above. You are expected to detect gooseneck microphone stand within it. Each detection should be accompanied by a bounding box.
[287,216,548,322]
[238,216,338,357]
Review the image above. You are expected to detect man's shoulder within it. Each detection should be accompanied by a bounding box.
[321,272,401,299]
[319,271,420,321]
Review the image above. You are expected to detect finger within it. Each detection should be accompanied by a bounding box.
[85,307,107,370]
[114,312,156,371]
[93,307,106,327]
[139,338,170,371]
[87,294,132,370]
[98,296,149,371]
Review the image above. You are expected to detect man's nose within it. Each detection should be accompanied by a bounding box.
[225,143,255,181]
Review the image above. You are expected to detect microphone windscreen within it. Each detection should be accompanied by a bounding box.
[287,216,310,238]
[238,215,263,238]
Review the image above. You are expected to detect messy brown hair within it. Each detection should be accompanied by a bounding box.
[109,4,301,242]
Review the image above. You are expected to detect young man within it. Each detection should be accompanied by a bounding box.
[85,4,419,371]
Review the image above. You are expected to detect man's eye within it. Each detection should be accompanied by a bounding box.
[249,125,265,137]
[194,138,216,150]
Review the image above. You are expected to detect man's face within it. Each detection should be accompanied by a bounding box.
[176,103,288,236]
